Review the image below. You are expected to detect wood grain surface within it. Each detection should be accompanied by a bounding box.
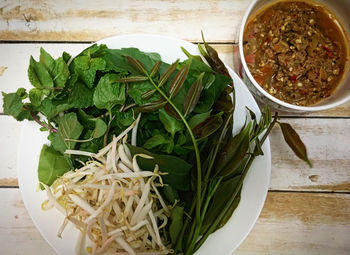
[1,43,349,116]
[1,189,349,255]
[0,0,349,254]
[0,0,249,42]
[1,116,349,192]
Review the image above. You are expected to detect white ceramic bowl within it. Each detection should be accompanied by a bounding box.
[238,0,350,112]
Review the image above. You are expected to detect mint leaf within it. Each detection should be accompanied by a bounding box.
[39,48,55,70]
[111,110,135,129]
[68,82,94,108]
[49,112,83,153]
[92,119,107,139]
[73,56,106,88]
[38,145,72,187]
[62,51,71,63]
[50,57,69,88]
[29,88,43,108]
[40,98,71,120]
[128,81,160,105]
[28,56,54,88]
[2,92,24,119]
[16,88,28,99]
[93,73,125,110]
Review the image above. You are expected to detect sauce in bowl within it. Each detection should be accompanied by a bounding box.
[243,0,348,106]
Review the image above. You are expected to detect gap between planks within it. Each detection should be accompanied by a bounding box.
[1,116,349,191]
[1,185,350,195]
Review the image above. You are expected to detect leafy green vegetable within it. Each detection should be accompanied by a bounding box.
[28,56,54,89]
[169,205,184,245]
[279,122,312,167]
[143,133,173,152]
[91,119,107,139]
[38,145,72,187]
[49,112,83,153]
[68,82,94,108]
[127,144,192,191]
[29,88,43,108]
[128,81,160,105]
[2,92,24,119]
[200,175,241,235]
[159,109,183,138]
[1,40,311,254]
[93,73,125,110]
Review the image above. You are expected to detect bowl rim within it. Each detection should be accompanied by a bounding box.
[238,0,350,112]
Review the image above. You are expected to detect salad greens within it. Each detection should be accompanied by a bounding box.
[2,35,311,254]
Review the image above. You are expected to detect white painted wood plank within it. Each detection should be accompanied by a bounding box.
[1,189,349,255]
[269,118,350,192]
[0,115,22,186]
[0,0,249,42]
[0,189,55,254]
[0,115,349,191]
[236,192,350,255]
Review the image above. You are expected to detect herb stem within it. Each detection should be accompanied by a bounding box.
[25,107,57,133]
[147,74,202,226]
[103,109,113,146]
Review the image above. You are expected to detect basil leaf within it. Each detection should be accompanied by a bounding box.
[38,145,72,187]
[127,144,192,190]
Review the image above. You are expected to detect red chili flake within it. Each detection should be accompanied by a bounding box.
[290,75,297,82]
[248,31,255,39]
[245,54,255,64]
[300,89,308,95]
[322,45,332,58]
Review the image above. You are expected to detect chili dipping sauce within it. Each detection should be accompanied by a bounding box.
[243,0,348,106]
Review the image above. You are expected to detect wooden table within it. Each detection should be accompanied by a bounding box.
[0,1,349,254]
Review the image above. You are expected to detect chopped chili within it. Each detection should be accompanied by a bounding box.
[243,0,348,106]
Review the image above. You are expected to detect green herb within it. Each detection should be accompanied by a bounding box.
[38,145,72,187]
[2,37,311,254]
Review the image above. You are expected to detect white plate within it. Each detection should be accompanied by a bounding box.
[17,34,271,255]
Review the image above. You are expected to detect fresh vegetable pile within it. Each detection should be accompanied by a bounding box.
[43,124,171,254]
[2,35,311,254]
